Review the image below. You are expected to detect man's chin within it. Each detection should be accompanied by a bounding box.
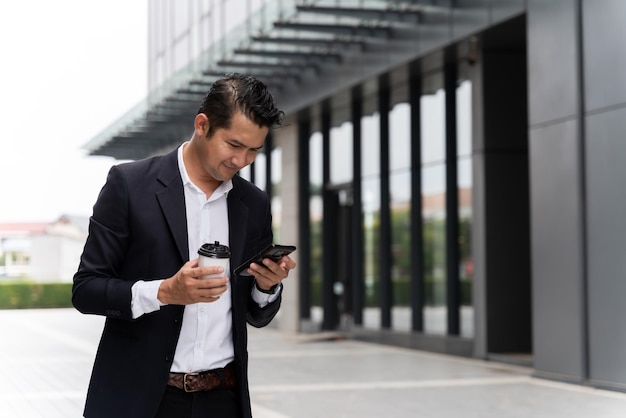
[222,167,240,179]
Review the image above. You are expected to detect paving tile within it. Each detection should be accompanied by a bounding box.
[1,309,626,418]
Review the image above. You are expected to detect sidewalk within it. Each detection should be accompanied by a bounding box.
[1,309,626,417]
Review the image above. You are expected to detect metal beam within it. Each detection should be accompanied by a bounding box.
[251,35,365,51]
[273,21,392,38]
[233,48,342,64]
[296,5,421,23]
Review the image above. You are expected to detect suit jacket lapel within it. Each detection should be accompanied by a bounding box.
[227,178,249,274]
[156,149,189,263]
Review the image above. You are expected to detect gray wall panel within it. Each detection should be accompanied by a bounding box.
[453,0,526,40]
[527,0,579,125]
[490,0,527,23]
[484,152,531,353]
[530,120,585,380]
[453,1,490,39]
[583,0,626,112]
[585,108,626,388]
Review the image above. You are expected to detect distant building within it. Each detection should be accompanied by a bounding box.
[0,215,88,282]
[0,222,47,278]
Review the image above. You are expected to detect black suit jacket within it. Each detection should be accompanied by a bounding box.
[72,148,280,418]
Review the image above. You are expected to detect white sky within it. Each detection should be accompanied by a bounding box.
[0,1,148,223]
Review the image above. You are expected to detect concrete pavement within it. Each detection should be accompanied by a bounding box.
[1,308,626,417]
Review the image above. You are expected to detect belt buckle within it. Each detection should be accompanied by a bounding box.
[183,372,200,392]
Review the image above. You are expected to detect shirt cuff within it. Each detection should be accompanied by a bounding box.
[131,279,166,319]
[251,283,282,308]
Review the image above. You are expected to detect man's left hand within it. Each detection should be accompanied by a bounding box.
[249,255,296,291]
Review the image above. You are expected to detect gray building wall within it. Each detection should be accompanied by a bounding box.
[528,0,626,389]
[528,0,587,384]
[583,0,626,391]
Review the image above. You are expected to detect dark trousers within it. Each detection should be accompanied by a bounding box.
[155,385,240,418]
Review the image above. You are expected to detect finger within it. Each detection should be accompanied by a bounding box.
[277,256,296,270]
[249,261,274,278]
[201,294,221,303]
[256,262,287,282]
[194,265,226,279]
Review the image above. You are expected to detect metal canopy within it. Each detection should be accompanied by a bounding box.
[84,0,439,160]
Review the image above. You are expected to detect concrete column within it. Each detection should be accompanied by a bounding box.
[273,121,300,333]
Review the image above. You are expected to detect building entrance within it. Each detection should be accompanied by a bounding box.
[476,15,533,365]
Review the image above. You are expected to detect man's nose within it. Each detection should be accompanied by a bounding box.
[232,149,255,168]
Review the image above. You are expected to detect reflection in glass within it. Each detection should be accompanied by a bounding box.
[309,132,323,318]
[253,153,266,192]
[389,103,412,331]
[330,122,353,184]
[457,80,474,338]
[421,85,447,336]
[271,146,283,242]
[238,166,251,181]
[362,113,380,178]
[362,112,380,330]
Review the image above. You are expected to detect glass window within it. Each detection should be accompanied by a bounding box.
[173,37,189,72]
[238,166,251,181]
[361,86,381,329]
[190,4,200,61]
[361,112,380,178]
[421,72,447,336]
[390,103,411,171]
[309,131,323,323]
[330,122,353,184]
[457,79,474,338]
[201,0,212,14]
[224,0,248,34]
[173,0,190,38]
[363,176,381,330]
[200,14,211,54]
[253,153,267,192]
[271,146,283,241]
[389,99,412,332]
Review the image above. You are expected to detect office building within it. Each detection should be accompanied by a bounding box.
[85,0,626,392]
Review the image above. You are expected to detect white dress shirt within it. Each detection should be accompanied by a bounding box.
[130,142,280,373]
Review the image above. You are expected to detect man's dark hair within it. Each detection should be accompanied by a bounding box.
[197,73,284,138]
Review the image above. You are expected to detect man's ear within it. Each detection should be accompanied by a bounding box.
[194,113,209,137]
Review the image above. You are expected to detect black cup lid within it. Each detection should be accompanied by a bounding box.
[198,241,231,258]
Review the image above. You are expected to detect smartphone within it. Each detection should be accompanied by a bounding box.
[234,244,296,276]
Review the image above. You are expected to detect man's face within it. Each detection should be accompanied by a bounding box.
[196,111,269,183]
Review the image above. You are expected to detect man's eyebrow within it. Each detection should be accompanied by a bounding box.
[229,139,263,151]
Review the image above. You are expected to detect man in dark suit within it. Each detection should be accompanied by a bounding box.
[72,74,296,418]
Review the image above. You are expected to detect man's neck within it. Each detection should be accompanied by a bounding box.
[182,141,222,199]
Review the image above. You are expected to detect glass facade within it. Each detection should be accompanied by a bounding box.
[145,0,480,347]
[421,73,447,335]
[389,94,411,331]
[361,80,381,330]
[309,129,323,320]
[457,78,473,338]
[300,58,474,338]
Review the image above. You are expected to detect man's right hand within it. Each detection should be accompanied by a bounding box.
[157,258,229,305]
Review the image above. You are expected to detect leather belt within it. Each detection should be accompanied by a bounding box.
[167,363,236,392]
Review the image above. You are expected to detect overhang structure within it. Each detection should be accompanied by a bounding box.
[84,0,506,160]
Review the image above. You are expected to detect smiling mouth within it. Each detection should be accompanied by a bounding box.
[223,163,239,172]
